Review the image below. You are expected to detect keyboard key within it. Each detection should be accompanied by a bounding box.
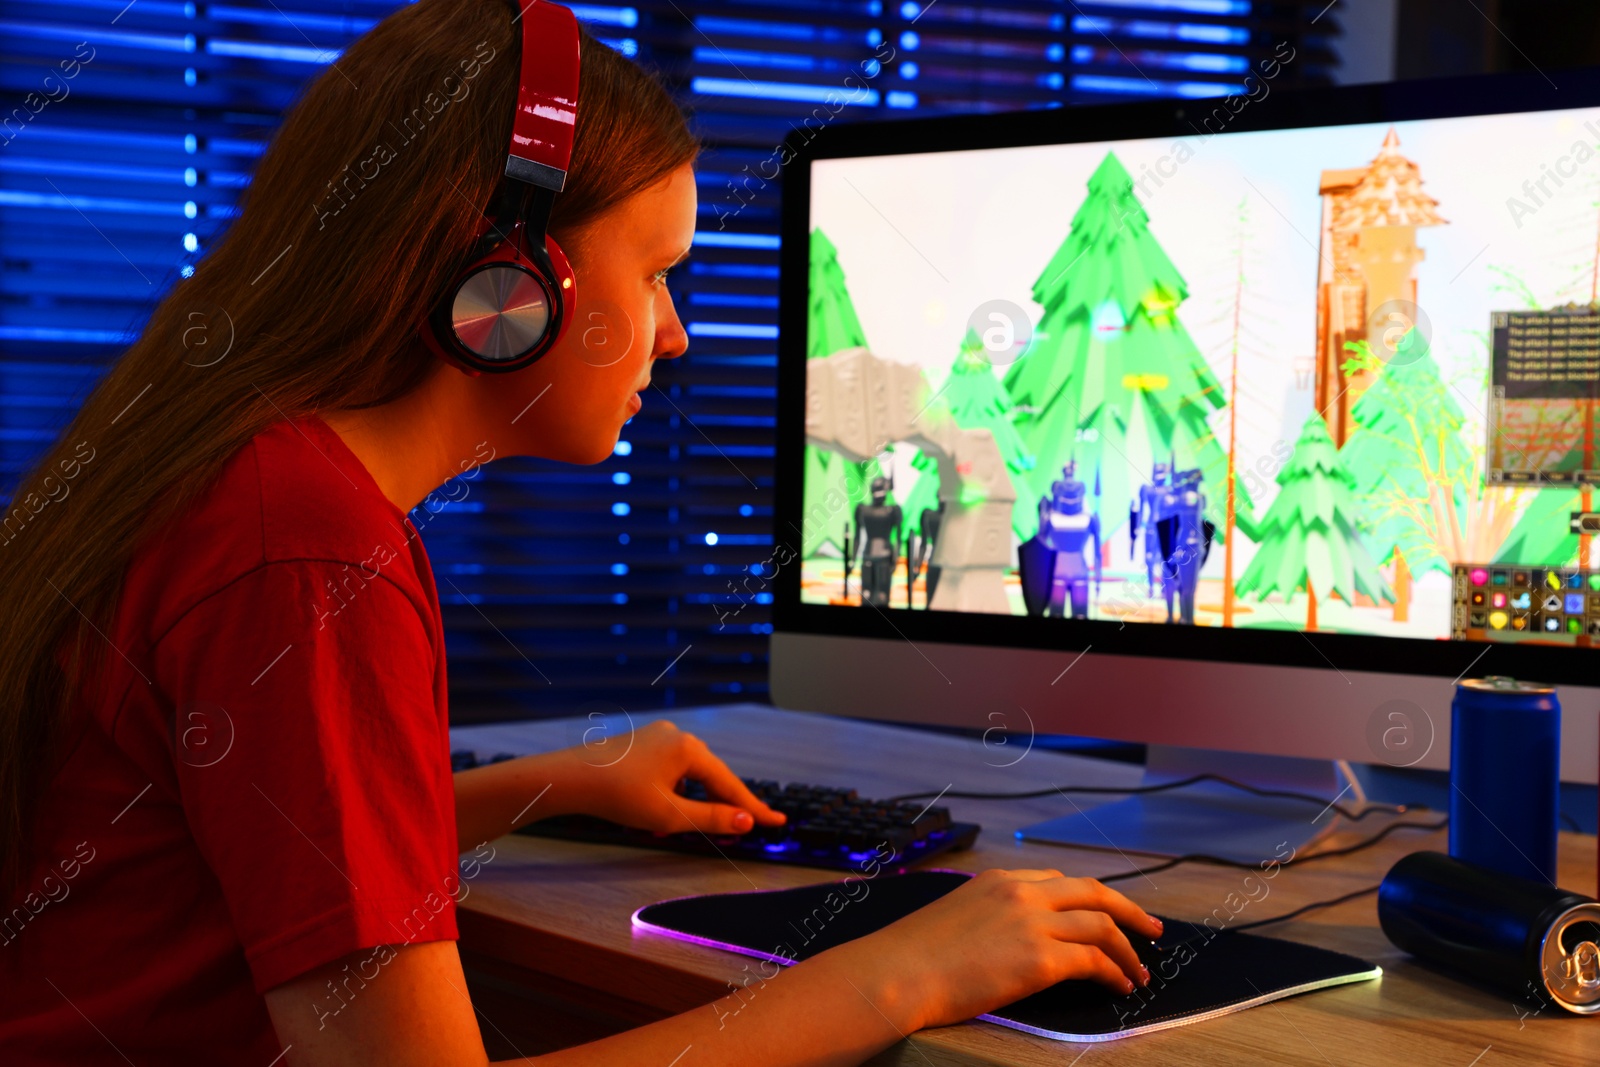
[795,823,842,849]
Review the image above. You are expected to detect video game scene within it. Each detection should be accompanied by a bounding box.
[800,107,1600,646]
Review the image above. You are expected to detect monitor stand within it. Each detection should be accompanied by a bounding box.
[1016,746,1364,866]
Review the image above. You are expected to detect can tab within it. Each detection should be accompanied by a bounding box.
[1561,941,1600,989]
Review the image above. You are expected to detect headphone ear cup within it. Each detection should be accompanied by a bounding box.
[421,220,571,375]
[418,285,482,377]
[542,231,577,348]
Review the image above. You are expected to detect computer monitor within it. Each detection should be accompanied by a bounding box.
[770,67,1600,796]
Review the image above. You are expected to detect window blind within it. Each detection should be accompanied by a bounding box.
[0,0,1341,722]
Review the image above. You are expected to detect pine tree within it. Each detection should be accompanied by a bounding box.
[810,227,868,357]
[1340,339,1472,615]
[804,227,890,556]
[1003,152,1256,543]
[1235,412,1394,628]
[1495,488,1582,566]
[901,329,1037,541]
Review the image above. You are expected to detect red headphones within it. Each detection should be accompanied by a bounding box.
[419,0,580,375]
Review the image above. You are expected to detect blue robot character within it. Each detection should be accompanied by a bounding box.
[1129,460,1171,597]
[1037,462,1101,619]
[1154,468,1214,625]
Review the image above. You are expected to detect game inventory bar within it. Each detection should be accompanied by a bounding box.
[1452,564,1600,645]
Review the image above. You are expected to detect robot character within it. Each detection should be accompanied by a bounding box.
[907,499,945,609]
[1130,460,1171,597]
[1037,462,1101,619]
[1154,468,1214,625]
[851,475,902,608]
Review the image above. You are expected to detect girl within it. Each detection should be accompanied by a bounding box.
[0,2,1159,1063]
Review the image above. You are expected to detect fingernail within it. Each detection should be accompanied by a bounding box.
[1139,964,1150,986]
[733,810,753,830]
[1151,916,1164,934]
[1122,977,1136,995]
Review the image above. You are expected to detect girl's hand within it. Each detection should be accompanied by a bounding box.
[560,719,786,835]
[816,867,1163,1032]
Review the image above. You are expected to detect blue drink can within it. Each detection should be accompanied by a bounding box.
[1449,676,1559,885]
[1378,851,1600,1016]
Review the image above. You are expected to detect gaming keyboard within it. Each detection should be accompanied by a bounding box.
[451,753,981,870]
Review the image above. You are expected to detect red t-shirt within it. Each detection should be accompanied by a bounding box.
[0,415,459,1064]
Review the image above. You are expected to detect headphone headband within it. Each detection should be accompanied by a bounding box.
[505,0,579,192]
[418,0,581,375]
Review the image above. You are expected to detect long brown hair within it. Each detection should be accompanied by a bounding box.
[0,0,698,891]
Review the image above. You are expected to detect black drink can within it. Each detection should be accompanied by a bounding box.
[1378,851,1600,1015]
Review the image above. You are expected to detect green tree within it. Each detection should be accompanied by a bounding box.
[1236,412,1394,629]
[1339,339,1472,616]
[1494,488,1582,566]
[1003,151,1257,543]
[901,329,1038,541]
[810,227,868,357]
[804,227,890,556]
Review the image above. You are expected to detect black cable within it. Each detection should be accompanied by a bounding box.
[888,772,1420,823]
[891,775,1441,940]
[1560,811,1582,833]
[1091,819,1445,945]
[1225,884,1381,934]
[1091,815,1448,885]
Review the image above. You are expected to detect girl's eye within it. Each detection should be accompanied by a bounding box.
[653,267,672,286]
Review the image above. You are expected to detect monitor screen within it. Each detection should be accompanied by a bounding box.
[796,100,1600,652]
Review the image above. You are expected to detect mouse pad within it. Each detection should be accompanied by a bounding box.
[633,869,1380,1041]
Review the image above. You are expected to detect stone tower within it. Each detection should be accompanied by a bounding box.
[1313,128,1447,444]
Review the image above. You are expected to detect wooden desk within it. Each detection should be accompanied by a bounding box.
[450,703,1598,1066]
